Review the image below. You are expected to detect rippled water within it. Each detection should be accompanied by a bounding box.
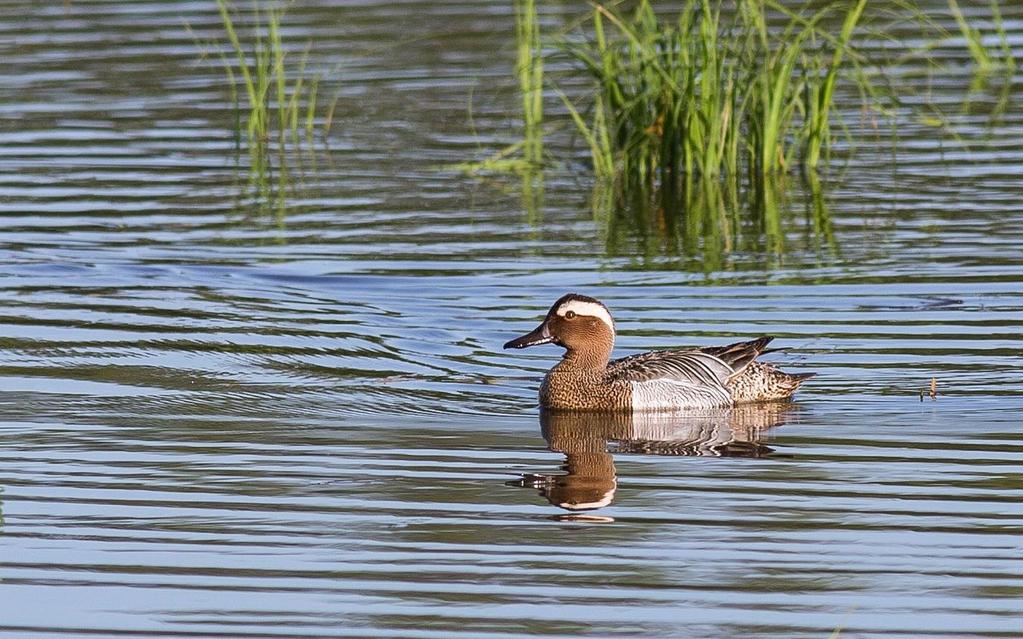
[2,2,1022,638]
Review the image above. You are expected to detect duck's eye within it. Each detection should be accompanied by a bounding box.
[564,310,576,319]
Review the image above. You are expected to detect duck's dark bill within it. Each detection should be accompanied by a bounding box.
[503,325,553,349]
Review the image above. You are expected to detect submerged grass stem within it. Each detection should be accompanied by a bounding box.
[204,0,334,210]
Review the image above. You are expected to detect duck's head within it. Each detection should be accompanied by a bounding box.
[504,293,616,363]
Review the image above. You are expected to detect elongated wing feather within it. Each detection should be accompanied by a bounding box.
[699,337,773,377]
[606,349,734,387]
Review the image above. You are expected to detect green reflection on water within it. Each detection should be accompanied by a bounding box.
[595,171,834,270]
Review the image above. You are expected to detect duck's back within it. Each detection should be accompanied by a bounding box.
[606,349,735,411]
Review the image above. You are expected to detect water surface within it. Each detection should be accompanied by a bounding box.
[1,2,1022,638]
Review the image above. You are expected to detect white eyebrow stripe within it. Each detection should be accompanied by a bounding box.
[556,300,615,331]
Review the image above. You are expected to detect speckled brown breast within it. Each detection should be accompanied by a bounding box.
[539,369,632,411]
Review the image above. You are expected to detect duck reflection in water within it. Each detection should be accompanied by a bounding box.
[513,403,796,513]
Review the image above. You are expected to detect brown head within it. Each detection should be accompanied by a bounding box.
[503,293,616,368]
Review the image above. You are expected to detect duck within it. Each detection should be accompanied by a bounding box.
[504,293,814,411]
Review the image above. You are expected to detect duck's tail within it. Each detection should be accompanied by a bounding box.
[702,336,815,403]
[731,362,816,402]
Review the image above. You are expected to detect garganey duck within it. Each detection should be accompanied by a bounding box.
[504,293,814,411]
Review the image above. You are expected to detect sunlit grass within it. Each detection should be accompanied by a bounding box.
[478,0,1016,258]
[947,0,1016,74]
[216,1,317,193]
[560,0,873,196]
[456,0,544,176]
[517,0,544,169]
[191,1,340,213]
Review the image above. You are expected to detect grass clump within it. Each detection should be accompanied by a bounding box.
[192,1,339,209]
[488,0,1014,254]
[561,0,871,196]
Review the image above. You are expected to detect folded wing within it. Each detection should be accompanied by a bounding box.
[606,337,775,410]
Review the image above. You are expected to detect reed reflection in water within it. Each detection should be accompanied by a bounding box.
[515,404,794,513]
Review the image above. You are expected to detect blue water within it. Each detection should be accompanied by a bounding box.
[1,2,1022,638]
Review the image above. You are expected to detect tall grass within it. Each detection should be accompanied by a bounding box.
[196,1,337,208]
[802,0,868,170]
[456,0,544,175]
[947,0,1016,74]
[561,0,872,196]
[490,0,1015,259]
[516,0,544,169]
